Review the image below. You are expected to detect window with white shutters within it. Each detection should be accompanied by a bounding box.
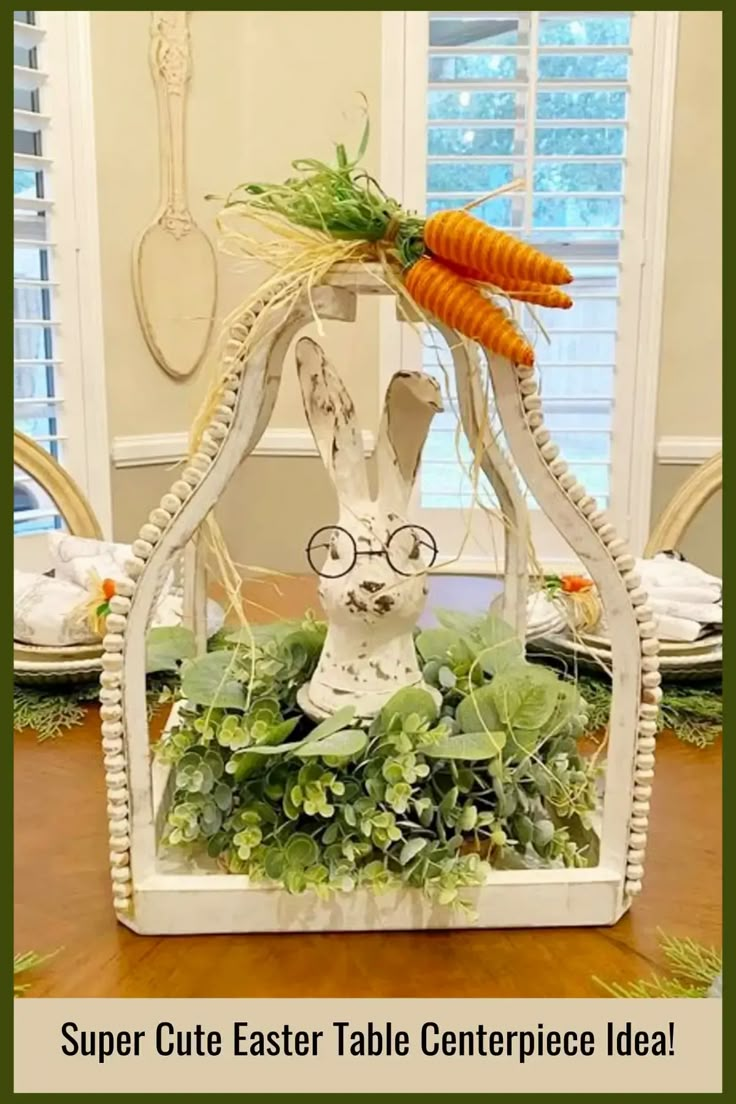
[13,10,110,567]
[383,11,678,567]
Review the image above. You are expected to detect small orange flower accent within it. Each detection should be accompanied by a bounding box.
[102,578,117,601]
[560,574,593,594]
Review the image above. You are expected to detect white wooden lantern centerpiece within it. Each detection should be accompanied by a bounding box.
[102,264,658,934]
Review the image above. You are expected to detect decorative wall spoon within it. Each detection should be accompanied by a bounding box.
[132,11,217,380]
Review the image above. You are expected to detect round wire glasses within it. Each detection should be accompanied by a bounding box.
[305,524,438,580]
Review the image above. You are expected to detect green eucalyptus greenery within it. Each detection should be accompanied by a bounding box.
[594,931,722,998]
[150,610,600,918]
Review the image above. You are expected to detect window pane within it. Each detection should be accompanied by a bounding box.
[538,54,629,82]
[534,161,623,193]
[428,160,515,193]
[542,296,618,330]
[567,464,610,498]
[549,431,611,464]
[536,90,627,121]
[15,409,58,440]
[423,430,476,465]
[13,128,38,155]
[428,125,517,156]
[430,15,522,49]
[13,167,42,198]
[429,54,519,83]
[532,197,622,228]
[14,87,35,110]
[535,126,625,156]
[427,195,513,226]
[14,245,49,280]
[537,332,616,365]
[538,366,614,398]
[13,285,54,320]
[13,361,57,400]
[539,16,631,48]
[531,227,621,245]
[14,472,61,535]
[545,405,612,432]
[14,324,55,360]
[428,89,520,120]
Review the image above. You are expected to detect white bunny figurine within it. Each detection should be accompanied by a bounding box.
[295,336,443,720]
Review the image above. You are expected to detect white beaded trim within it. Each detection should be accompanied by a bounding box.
[515,359,657,902]
[97,287,264,920]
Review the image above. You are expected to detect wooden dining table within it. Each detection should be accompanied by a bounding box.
[14,575,722,998]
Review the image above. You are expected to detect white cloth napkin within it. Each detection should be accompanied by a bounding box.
[14,535,223,647]
[14,570,92,647]
[643,585,721,605]
[652,614,705,643]
[648,598,722,624]
[590,555,722,644]
[48,532,175,596]
[636,556,722,592]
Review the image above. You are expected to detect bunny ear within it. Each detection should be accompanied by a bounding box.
[376,371,443,514]
[296,337,370,505]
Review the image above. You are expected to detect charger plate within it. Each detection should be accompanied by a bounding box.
[528,632,722,682]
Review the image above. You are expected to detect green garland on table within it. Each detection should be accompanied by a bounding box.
[594,932,722,998]
[576,675,722,749]
[13,675,177,742]
[13,949,61,996]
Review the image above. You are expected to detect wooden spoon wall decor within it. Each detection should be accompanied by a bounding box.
[133,11,218,380]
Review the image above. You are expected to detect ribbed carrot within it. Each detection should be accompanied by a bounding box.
[424,209,573,286]
[405,257,535,366]
[441,263,573,309]
[493,278,573,310]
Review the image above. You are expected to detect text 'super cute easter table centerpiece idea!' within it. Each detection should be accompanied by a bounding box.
[101,121,659,934]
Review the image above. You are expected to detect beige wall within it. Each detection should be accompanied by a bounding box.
[91,9,382,440]
[649,10,722,575]
[655,10,722,441]
[93,12,721,574]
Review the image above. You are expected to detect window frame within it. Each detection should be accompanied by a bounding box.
[14,10,111,567]
[380,9,680,570]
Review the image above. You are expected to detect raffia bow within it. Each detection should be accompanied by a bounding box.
[71,570,118,638]
[544,574,602,633]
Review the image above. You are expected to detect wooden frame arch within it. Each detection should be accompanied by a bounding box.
[101,264,656,934]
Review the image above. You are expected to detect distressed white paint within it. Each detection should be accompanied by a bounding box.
[297,336,442,718]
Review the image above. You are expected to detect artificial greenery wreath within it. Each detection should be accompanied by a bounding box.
[150,610,600,919]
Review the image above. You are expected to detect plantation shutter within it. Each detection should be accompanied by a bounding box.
[14,11,62,540]
[14,11,110,568]
[393,10,667,566]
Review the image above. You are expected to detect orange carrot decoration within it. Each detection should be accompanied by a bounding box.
[70,572,118,638]
[423,209,573,287]
[405,257,535,367]
[440,263,574,310]
[560,574,593,594]
[494,278,573,310]
[227,122,574,365]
